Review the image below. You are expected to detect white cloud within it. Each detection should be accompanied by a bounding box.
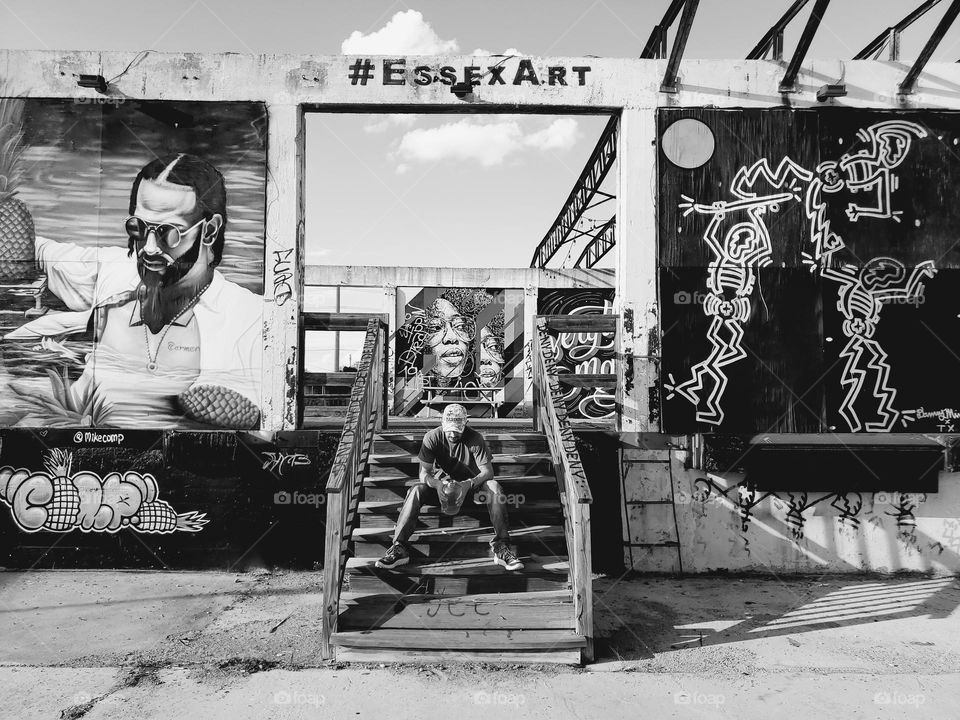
[396,119,522,168]
[472,47,524,56]
[364,114,418,134]
[342,10,459,55]
[523,118,580,151]
[393,117,580,169]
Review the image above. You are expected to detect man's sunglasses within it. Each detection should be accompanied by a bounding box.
[125,216,205,249]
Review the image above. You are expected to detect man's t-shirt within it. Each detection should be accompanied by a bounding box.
[418,426,492,482]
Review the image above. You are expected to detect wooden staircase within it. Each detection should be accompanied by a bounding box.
[320,315,595,666]
[331,430,587,664]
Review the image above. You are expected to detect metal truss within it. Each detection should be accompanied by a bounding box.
[854,0,944,60]
[574,217,616,269]
[641,0,702,92]
[529,115,618,269]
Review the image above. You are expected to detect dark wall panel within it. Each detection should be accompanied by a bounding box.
[659,107,960,435]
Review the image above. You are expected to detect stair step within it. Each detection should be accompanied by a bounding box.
[346,555,569,576]
[368,452,552,465]
[365,455,553,479]
[374,433,548,455]
[335,646,582,665]
[360,474,558,502]
[363,473,557,486]
[332,628,586,651]
[344,555,570,595]
[339,589,573,631]
[351,525,566,559]
[357,499,562,529]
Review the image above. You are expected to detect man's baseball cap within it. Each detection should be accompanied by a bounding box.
[441,404,468,433]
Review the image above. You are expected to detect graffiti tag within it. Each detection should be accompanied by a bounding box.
[272,249,294,307]
[261,451,311,476]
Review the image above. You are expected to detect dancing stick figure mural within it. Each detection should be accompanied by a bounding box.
[666,118,931,431]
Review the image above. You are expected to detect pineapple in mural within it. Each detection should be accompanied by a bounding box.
[131,500,207,534]
[41,449,81,532]
[179,383,261,429]
[0,93,34,280]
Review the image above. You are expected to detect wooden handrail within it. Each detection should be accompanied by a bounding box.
[321,317,385,660]
[532,317,594,661]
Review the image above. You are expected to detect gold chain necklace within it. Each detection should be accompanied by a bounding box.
[143,282,211,373]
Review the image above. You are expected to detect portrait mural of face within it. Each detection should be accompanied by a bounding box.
[0,97,267,430]
[395,287,520,417]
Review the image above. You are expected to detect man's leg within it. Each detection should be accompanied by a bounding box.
[478,478,511,543]
[394,483,429,544]
[479,478,524,570]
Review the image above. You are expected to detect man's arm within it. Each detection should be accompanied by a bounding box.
[419,460,447,490]
[469,435,495,488]
[35,236,101,311]
[469,460,494,489]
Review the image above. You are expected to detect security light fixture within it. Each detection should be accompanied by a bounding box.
[77,74,108,93]
[450,80,474,100]
[816,83,847,102]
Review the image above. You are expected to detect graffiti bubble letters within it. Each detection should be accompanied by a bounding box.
[261,451,311,476]
[0,449,206,534]
[272,249,294,307]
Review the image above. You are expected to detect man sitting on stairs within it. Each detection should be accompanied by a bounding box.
[376,403,524,572]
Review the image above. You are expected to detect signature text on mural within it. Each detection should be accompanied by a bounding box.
[261,451,311,476]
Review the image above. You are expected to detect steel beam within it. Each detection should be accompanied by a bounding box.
[899,0,960,93]
[574,218,616,269]
[747,0,813,60]
[660,0,700,92]
[641,0,686,59]
[530,115,618,268]
[779,0,831,92]
[854,0,943,60]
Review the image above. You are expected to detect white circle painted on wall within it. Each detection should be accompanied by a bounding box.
[661,118,716,169]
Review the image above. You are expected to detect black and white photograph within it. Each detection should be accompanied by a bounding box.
[1,1,960,718]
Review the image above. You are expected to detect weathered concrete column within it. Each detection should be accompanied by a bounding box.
[615,107,660,434]
[261,103,304,430]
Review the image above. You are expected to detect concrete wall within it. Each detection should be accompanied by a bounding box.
[619,435,960,575]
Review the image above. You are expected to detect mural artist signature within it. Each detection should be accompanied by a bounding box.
[261,451,311,476]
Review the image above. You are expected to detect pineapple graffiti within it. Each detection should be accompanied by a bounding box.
[0,449,207,533]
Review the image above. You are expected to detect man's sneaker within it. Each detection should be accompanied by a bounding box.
[376,542,410,569]
[491,541,524,571]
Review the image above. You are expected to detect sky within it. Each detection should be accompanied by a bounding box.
[3,0,959,366]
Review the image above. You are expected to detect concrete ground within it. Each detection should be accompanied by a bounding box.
[2,569,959,719]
